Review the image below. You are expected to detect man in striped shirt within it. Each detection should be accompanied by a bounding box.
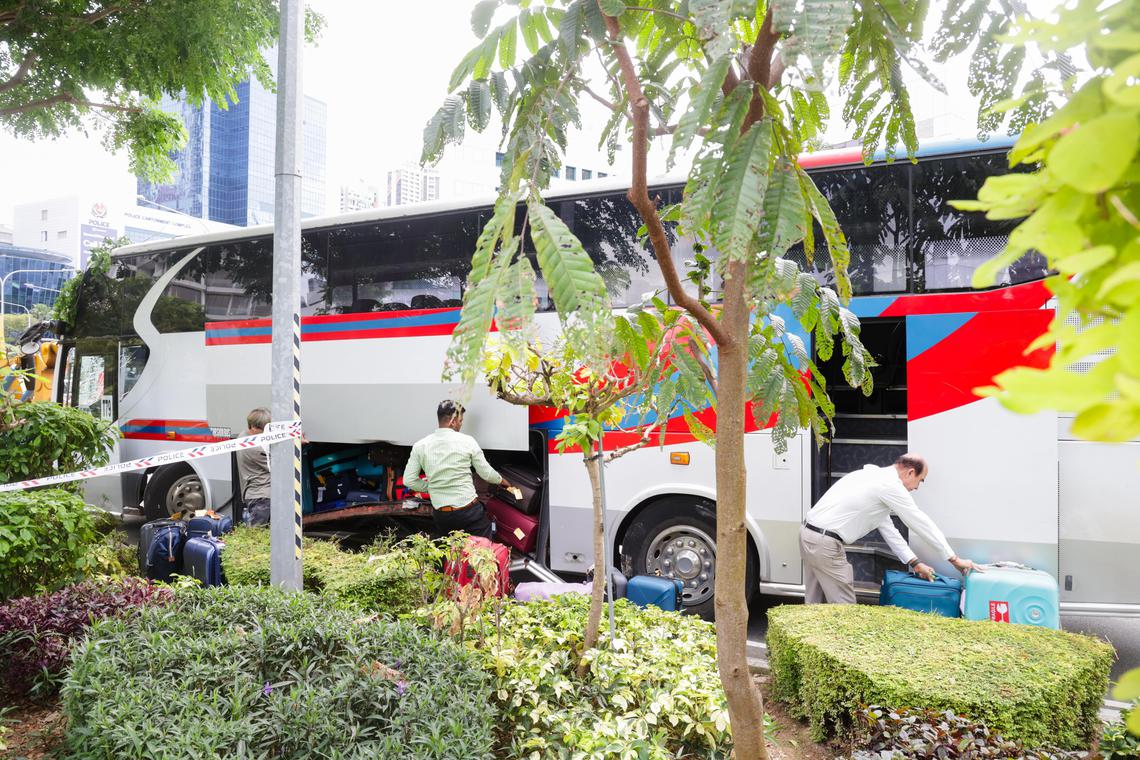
[404,400,513,540]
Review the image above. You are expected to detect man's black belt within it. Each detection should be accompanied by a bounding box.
[803,522,845,543]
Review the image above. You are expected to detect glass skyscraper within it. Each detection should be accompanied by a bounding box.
[139,55,327,227]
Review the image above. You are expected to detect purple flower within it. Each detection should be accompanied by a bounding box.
[393,659,404,670]
[396,680,408,697]
[262,682,273,697]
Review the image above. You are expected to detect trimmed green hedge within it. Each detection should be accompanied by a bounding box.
[221,527,425,614]
[62,587,496,759]
[767,604,1113,750]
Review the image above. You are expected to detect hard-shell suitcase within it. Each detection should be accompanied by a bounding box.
[627,575,684,611]
[514,582,592,601]
[445,536,511,597]
[485,497,539,554]
[312,446,367,473]
[963,562,1059,628]
[183,536,225,587]
[187,513,234,540]
[495,464,543,516]
[138,518,185,574]
[879,569,962,617]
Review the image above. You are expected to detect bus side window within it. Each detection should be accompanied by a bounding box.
[913,154,1048,291]
[71,342,117,421]
[328,212,477,314]
[201,241,274,322]
[119,342,149,401]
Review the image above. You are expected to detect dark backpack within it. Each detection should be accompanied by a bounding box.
[145,523,186,583]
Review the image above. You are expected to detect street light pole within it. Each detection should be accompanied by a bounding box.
[270,0,304,590]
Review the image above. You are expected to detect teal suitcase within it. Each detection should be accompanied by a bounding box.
[963,562,1059,629]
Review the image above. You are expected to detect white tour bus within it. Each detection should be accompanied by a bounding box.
[58,137,1139,619]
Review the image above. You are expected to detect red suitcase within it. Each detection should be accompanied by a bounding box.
[445,536,510,597]
[485,497,539,554]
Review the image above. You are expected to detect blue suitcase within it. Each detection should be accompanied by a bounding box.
[187,513,234,540]
[183,536,226,587]
[879,568,962,617]
[627,576,685,611]
[963,562,1059,629]
[143,521,186,582]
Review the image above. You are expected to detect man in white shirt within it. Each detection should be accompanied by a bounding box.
[801,453,979,604]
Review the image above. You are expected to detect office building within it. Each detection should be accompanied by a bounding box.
[340,182,380,213]
[385,164,440,206]
[0,244,73,314]
[12,195,235,268]
[138,51,328,226]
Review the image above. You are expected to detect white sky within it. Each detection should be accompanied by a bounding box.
[0,0,1054,228]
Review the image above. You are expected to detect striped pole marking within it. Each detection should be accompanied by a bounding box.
[292,311,303,561]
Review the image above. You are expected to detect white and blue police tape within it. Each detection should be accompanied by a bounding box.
[0,421,303,493]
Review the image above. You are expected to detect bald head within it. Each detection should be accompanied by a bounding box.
[894,453,928,492]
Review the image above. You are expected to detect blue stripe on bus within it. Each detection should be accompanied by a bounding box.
[205,326,272,338]
[906,312,977,360]
[121,425,209,435]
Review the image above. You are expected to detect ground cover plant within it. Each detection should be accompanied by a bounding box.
[0,577,172,698]
[221,526,427,614]
[850,705,1085,759]
[62,586,496,759]
[419,593,734,759]
[767,604,1113,750]
[0,489,100,600]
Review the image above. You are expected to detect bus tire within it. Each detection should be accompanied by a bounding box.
[619,496,757,621]
[143,464,205,521]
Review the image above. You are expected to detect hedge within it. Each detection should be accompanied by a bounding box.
[221,527,426,614]
[62,586,497,759]
[0,489,98,600]
[767,604,1114,750]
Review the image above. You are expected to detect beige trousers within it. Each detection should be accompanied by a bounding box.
[800,525,856,604]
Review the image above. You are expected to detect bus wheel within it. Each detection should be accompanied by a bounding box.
[620,496,756,621]
[144,464,204,521]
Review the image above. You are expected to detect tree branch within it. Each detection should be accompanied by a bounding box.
[0,93,142,117]
[602,426,656,463]
[0,53,37,95]
[601,6,729,347]
[743,10,780,127]
[582,82,631,122]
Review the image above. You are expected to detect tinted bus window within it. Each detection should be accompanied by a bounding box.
[559,192,666,308]
[326,211,479,313]
[801,164,912,295]
[912,153,1048,290]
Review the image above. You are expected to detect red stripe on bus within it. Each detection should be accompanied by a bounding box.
[880,280,1050,317]
[206,335,270,346]
[122,432,226,443]
[301,324,461,341]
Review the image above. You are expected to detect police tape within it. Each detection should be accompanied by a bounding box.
[0,421,303,493]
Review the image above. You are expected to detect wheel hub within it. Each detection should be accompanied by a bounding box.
[645,526,717,607]
[166,474,204,516]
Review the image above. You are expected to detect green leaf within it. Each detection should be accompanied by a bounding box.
[758,159,807,257]
[558,0,585,62]
[1047,111,1140,194]
[466,79,493,131]
[712,119,773,262]
[599,0,626,16]
[499,21,518,69]
[670,55,731,164]
[471,0,499,37]
[519,9,541,55]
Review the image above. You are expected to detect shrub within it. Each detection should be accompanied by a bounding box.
[62,586,496,759]
[0,578,172,698]
[1102,706,1140,759]
[0,489,100,599]
[222,527,428,614]
[767,604,1113,750]
[850,705,1084,759]
[419,593,733,759]
[0,401,118,486]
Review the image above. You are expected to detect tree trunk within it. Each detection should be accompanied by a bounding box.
[716,259,768,759]
[577,445,607,678]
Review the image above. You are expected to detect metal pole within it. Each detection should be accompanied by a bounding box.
[270,0,304,591]
[597,436,616,644]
